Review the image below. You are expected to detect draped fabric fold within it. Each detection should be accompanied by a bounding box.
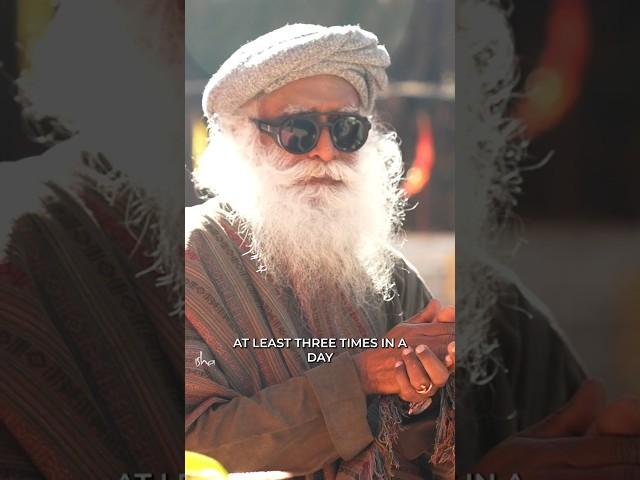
[0,154,183,478]
[184,203,436,479]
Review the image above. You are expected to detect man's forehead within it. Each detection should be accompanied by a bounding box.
[256,75,362,118]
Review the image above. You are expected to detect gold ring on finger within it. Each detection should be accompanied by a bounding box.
[416,383,433,395]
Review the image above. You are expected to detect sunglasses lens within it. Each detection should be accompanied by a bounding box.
[279,118,318,154]
[331,116,370,152]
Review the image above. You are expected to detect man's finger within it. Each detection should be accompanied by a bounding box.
[445,342,455,369]
[402,326,454,359]
[406,299,441,324]
[526,379,606,438]
[447,341,455,357]
[394,361,425,403]
[414,344,450,388]
[402,340,452,360]
[401,347,432,392]
[435,306,455,323]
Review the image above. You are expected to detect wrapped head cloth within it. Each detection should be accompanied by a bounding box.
[202,23,391,119]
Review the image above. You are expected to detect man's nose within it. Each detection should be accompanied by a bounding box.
[309,127,337,162]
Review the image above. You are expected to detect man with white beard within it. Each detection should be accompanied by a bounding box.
[185,24,455,480]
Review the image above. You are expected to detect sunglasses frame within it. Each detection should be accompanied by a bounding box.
[251,112,372,155]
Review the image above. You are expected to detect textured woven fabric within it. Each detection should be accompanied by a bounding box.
[202,23,390,118]
[0,154,183,478]
[184,202,435,479]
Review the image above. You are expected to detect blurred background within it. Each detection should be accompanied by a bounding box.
[507,0,640,396]
[185,0,455,305]
[1,0,64,162]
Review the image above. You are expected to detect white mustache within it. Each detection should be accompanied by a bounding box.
[263,159,359,187]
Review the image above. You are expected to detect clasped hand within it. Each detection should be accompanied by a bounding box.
[354,299,455,403]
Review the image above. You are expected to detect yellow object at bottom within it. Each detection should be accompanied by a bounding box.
[185,450,228,479]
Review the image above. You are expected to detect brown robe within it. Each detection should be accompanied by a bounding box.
[184,203,444,479]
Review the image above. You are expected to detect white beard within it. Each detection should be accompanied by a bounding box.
[457,0,527,383]
[194,116,405,313]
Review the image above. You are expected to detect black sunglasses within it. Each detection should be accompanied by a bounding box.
[251,112,371,155]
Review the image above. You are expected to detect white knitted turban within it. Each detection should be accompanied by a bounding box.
[202,23,390,119]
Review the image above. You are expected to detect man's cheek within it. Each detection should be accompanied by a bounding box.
[257,134,271,148]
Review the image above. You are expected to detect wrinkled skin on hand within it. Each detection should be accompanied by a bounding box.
[354,299,455,402]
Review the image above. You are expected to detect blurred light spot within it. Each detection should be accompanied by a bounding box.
[515,0,590,138]
[17,0,55,71]
[526,67,565,114]
[404,112,435,198]
[191,118,207,170]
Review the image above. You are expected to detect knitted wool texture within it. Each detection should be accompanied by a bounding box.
[202,23,390,118]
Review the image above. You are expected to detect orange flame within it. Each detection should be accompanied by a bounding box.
[403,113,435,198]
